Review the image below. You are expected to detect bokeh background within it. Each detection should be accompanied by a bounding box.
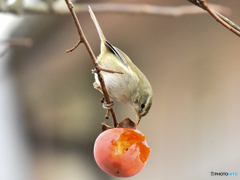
[0,0,240,180]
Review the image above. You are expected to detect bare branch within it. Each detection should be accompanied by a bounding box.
[0,38,33,47]
[0,1,230,17]
[66,40,82,53]
[188,0,240,37]
[0,38,33,57]
[92,66,123,75]
[71,3,231,17]
[64,0,119,127]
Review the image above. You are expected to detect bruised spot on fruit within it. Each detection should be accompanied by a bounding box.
[111,129,150,163]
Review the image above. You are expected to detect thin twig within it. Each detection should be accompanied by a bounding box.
[71,3,230,17]
[105,110,110,119]
[92,66,123,74]
[64,0,119,127]
[66,39,82,53]
[0,1,230,17]
[188,0,240,37]
[0,38,33,47]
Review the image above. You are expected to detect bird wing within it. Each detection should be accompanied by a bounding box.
[105,41,129,68]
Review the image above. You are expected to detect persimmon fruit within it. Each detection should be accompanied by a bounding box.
[94,128,150,177]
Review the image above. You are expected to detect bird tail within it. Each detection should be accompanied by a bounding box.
[89,6,106,43]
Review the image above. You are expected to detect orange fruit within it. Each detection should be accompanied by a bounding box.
[94,128,150,177]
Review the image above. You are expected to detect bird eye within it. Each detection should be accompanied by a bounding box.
[141,103,145,109]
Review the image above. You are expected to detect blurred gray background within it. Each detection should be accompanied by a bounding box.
[0,0,240,180]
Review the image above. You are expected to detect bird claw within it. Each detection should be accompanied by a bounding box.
[100,97,114,119]
[102,100,114,109]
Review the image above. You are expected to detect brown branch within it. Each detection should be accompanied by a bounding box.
[0,1,230,17]
[66,39,82,53]
[92,66,123,74]
[0,38,33,47]
[188,0,240,37]
[64,0,119,127]
[72,3,230,17]
[0,38,33,57]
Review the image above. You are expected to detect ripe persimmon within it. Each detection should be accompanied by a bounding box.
[94,128,150,177]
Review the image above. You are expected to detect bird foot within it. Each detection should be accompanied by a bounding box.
[102,99,114,109]
[100,97,114,119]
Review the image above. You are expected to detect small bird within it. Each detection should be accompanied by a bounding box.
[89,6,153,125]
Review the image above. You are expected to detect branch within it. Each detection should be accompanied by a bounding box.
[188,0,240,37]
[67,3,230,17]
[64,0,119,127]
[0,38,33,57]
[0,1,230,17]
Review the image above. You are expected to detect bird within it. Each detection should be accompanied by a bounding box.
[89,6,153,125]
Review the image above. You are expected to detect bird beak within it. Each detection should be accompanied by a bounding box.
[136,115,142,125]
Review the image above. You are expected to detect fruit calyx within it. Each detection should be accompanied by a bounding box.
[102,118,136,132]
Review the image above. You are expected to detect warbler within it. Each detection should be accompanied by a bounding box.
[89,6,153,125]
